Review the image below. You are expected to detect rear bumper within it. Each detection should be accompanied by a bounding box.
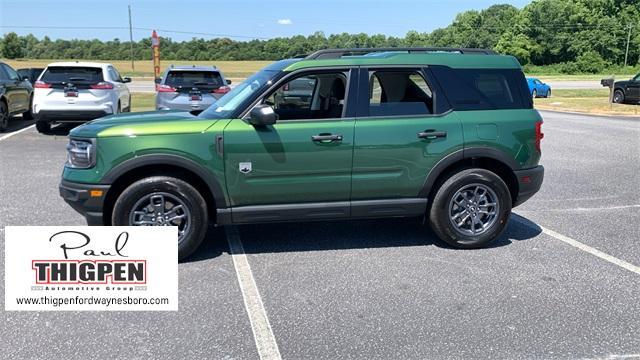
[513,165,544,207]
[36,110,110,122]
[59,180,110,225]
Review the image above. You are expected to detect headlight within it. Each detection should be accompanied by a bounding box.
[66,138,96,169]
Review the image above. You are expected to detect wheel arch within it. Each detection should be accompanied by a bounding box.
[420,148,519,207]
[101,155,227,225]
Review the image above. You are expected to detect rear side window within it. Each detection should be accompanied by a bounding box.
[165,71,222,88]
[367,70,434,117]
[431,66,531,110]
[41,67,104,83]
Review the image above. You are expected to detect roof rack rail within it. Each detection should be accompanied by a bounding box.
[305,47,496,60]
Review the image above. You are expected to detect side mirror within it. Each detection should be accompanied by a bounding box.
[226,79,232,85]
[249,104,277,126]
[123,77,132,83]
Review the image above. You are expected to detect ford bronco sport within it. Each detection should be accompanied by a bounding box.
[59,47,544,260]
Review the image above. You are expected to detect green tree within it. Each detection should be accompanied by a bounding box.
[2,32,24,59]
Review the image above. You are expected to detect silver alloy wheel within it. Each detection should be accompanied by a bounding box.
[448,183,500,236]
[128,192,191,244]
[613,90,624,103]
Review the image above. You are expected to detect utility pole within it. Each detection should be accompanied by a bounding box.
[128,5,135,71]
[624,25,632,68]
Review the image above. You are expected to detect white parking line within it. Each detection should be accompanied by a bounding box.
[0,124,35,142]
[226,226,282,360]
[512,215,640,276]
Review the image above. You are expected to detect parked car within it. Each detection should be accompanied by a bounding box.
[526,77,551,98]
[17,67,44,84]
[60,47,544,261]
[0,61,34,131]
[612,73,640,104]
[156,65,231,112]
[32,62,131,133]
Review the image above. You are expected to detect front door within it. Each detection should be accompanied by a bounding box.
[628,75,640,103]
[351,67,463,201]
[223,68,356,222]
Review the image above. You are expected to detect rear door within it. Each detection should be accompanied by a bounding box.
[223,68,356,221]
[351,67,463,202]
[107,66,130,110]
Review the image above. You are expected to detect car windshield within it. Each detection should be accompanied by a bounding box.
[165,70,223,88]
[41,66,103,83]
[198,69,279,119]
[198,59,299,119]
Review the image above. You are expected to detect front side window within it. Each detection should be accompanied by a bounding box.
[262,71,348,121]
[367,70,434,117]
[2,64,19,81]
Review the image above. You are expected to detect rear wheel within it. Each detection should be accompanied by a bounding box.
[35,119,51,134]
[428,168,512,248]
[111,176,209,261]
[0,101,8,132]
[613,90,625,104]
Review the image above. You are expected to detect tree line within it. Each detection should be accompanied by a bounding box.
[1,0,638,74]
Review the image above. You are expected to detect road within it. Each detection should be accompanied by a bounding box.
[1,111,639,359]
[128,79,605,92]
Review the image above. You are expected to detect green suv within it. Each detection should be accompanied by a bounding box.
[59,48,544,260]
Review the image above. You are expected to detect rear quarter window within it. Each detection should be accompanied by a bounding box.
[430,66,531,110]
[41,67,104,83]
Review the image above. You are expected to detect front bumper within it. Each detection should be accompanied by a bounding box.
[59,180,111,225]
[513,165,544,207]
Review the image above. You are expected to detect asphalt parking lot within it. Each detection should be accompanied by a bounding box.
[1,110,639,359]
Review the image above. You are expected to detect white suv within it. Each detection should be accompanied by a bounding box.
[33,62,131,133]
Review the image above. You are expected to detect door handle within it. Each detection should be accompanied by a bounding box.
[311,134,343,142]
[417,130,447,140]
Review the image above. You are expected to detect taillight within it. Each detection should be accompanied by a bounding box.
[213,85,230,94]
[535,120,544,153]
[34,81,51,88]
[157,84,177,93]
[90,82,114,90]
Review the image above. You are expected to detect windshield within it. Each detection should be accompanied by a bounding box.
[198,69,279,119]
[165,70,222,88]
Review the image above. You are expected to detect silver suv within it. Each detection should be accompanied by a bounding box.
[155,65,231,112]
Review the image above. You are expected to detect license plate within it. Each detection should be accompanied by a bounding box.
[65,91,78,97]
[190,95,201,101]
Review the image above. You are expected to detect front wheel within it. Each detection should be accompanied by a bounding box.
[428,168,512,248]
[532,89,538,98]
[613,90,625,104]
[35,120,51,134]
[111,176,209,261]
[545,89,551,98]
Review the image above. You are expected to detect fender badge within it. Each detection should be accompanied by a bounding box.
[239,162,252,174]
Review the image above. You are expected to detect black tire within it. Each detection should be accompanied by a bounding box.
[112,176,209,261]
[613,89,625,104]
[35,120,51,134]
[125,96,132,112]
[532,89,538,98]
[0,101,8,132]
[545,89,551,98]
[428,168,512,248]
[22,95,34,120]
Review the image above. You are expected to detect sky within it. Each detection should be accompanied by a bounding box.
[0,0,532,42]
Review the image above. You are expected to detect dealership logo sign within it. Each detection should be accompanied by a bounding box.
[5,227,178,311]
